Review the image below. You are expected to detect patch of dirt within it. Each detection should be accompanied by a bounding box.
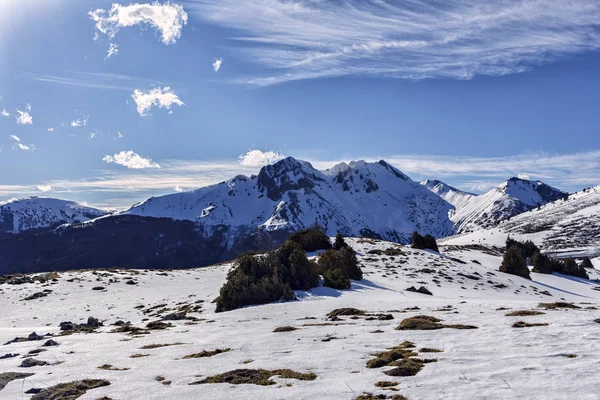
[505,310,546,317]
[538,302,581,310]
[512,321,549,328]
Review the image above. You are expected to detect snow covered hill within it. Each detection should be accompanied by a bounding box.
[449,177,567,233]
[124,157,455,244]
[443,185,600,257]
[420,179,476,208]
[1,238,599,400]
[0,197,108,234]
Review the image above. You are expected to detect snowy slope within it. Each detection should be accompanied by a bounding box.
[123,157,455,243]
[450,177,567,233]
[420,179,476,208]
[0,197,108,234]
[1,238,599,400]
[443,185,600,257]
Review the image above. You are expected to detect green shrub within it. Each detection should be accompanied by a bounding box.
[411,231,438,252]
[323,269,351,289]
[506,237,539,258]
[216,240,320,312]
[333,233,349,251]
[532,251,589,279]
[318,247,363,281]
[288,225,331,252]
[499,245,531,279]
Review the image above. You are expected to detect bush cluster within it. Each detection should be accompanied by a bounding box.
[215,240,319,312]
[500,245,531,279]
[287,225,332,252]
[531,252,588,279]
[501,237,589,280]
[317,246,363,289]
[411,231,439,252]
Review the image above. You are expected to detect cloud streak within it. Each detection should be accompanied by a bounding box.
[3,150,600,208]
[188,0,600,85]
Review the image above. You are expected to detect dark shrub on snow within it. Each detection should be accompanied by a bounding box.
[317,247,363,282]
[287,225,332,252]
[411,231,438,252]
[215,240,319,312]
[499,245,531,280]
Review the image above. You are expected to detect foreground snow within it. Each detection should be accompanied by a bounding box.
[1,238,599,399]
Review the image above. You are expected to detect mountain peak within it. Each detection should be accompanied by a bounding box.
[257,157,323,201]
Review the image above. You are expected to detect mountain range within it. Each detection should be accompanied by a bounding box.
[0,157,593,274]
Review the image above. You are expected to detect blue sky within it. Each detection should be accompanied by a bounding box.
[1,0,600,208]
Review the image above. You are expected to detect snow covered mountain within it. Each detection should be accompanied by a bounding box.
[0,197,108,234]
[124,157,455,244]
[420,179,476,208]
[450,177,567,233]
[446,185,600,257]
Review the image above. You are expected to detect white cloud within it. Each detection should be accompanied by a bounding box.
[117,131,124,139]
[213,58,223,72]
[103,150,161,169]
[47,127,55,132]
[238,150,285,167]
[132,86,184,116]
[1,109,9,117]
[89,2,188,45]
[174,185,184,192]
[37,185,53,192]
[71,114,89,127]
[89,132,97,139]
[106,43,119,59]
[16,143,31,151]
[9,134,20,142]
[188,0,600,85]
[15,106,33,125]
[518,174,531,180]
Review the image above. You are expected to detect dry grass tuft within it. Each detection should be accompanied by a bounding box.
[512,321,549,328]
[140,342,184,350]
[538,302,581,310]
[190,369,316,386]
[183,348,231,359]
[505,310,545,317]
[273,326,299,333]
[30,379,110,400]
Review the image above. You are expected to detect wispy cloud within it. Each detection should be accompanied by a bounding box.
[187,0,600,85]
[213,58,223,72]
[9,135,21,142]
[238,149,285,167]
[132,86,184,116]
[90,2,188,45]
[3,150,600,208]
[15,104,32,125]
[1,109,9,117]
[23,71,157,91]
[103,150,161,169]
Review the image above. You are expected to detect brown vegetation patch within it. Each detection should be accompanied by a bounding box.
[190,369,316,386]
[538,302,581,310]
[140,343,184,350]
[97,365,129,371]
[512,321,549,328]
[505,310,545,317]
[273,326,299,333]
[375,381,399,387]
[30,379,110,400]
[396,316,443,330]
[327,308,366,318]
[0,372,35,391]
[183,348,231,359]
